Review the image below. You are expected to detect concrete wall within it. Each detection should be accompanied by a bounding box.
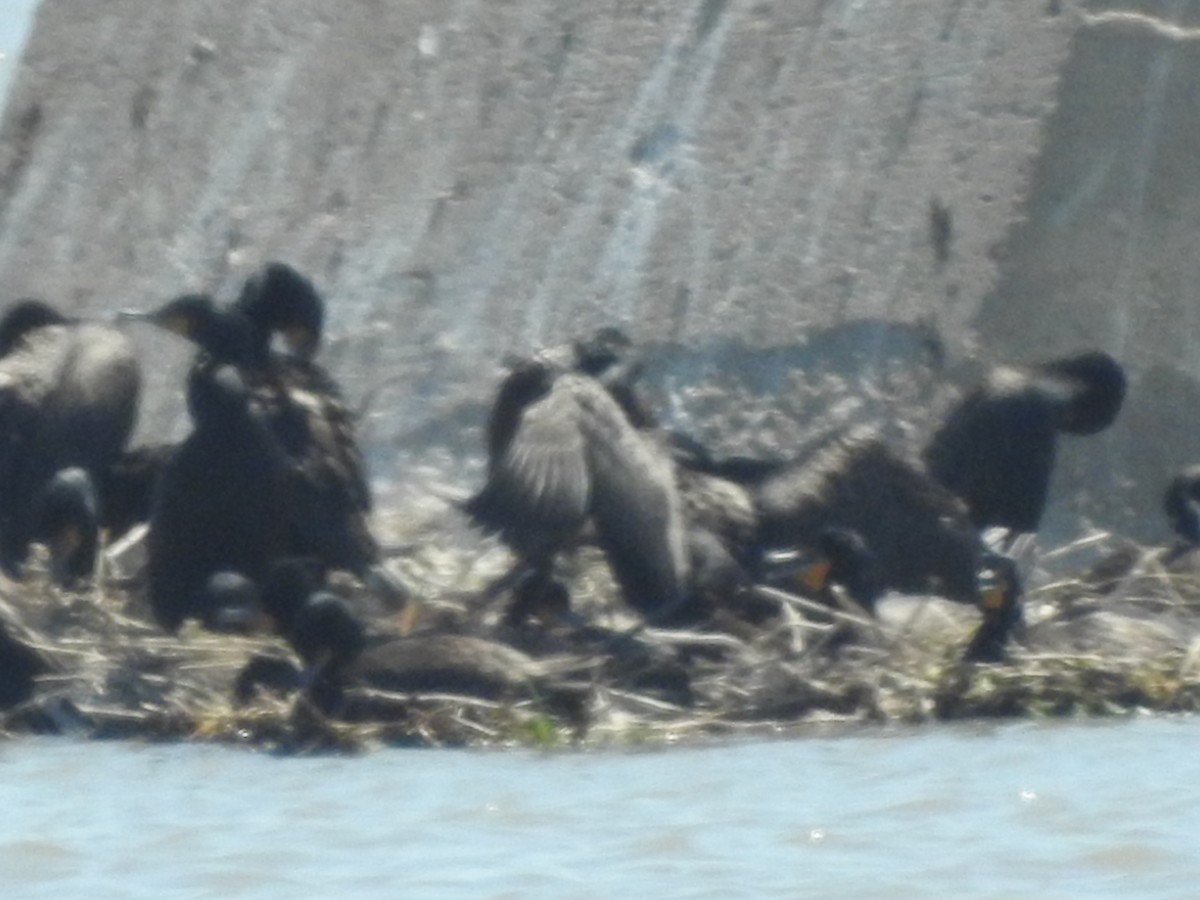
[0,0,1193,545]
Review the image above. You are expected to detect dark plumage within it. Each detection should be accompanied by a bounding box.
[258,556,330,634]
[570,325,658,429]
[94,442,176,541]
[0,298,68,357]
[1164,465,1200,547]
[962,555,1025,663]
[761,527,883,613]
[24,445,173,587]
[194,571,268,634]
[666,425,984,605]
[256,558,554,712]
[923,350,1126,534]
[740,427,985,605]
[0,299,141,577]
[121,293,254,365]
[120,264,388,589]
[466,350,691,623]
[0,598,55,709]
[235,261,325,361]
[667,430,787,488]
[504,569,572,628]
[146,365,291,631]
[32,468,99,586]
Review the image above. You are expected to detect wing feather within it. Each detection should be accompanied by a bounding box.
[572,376,689,620]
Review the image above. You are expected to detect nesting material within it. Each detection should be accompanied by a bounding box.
[2,523,1200,754]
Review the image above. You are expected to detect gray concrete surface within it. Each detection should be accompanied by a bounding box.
[0,0,1192,546]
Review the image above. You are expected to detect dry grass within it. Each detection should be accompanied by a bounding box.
[3,512,1200,755]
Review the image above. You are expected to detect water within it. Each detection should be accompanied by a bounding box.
[1,716,1199,898]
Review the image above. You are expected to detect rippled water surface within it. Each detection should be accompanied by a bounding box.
[2,717,1199,898]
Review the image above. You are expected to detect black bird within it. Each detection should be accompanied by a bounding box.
[761,526,1016,662]
[257,555,332,638]
[258,560,367,707]
[465,348,691,624]
[193,571,270,634]
[234,261,326,361]
[958,553,1185,663]
[1164,465,1200,549]
[31,468,100,586]
[94,442,177,542]
[119,264,392,594]
[761,527,884,614]
[923,350,1126,536]
[685,427,986,606]
[769,529,1025,664]
[146,364,292,631]
[23,444,175,588]
[961,555,1024,663]
[0,299,141,577]
[569,325,659,429]
[254,557,560,714]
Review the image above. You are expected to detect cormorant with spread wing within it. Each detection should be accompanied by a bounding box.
[465,338,691,624]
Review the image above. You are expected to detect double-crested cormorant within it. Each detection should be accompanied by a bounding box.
[94,442,177,542]
[1164,465,1200,548]
[235,261,325,361]
[569,325,658,429]
[733,427,985,605]
[761,527,883,613]
[23,443,175,587]
[147,364,291,631]
[962,554,1025,663]
[0,299,141,577]
[967,553,1198,661]
[32,468,100,586]
[923,350,1126,535]
[761,526,1020,662]
[466,347,691,624]
[252,557,560,713]
[120,263,391,594]
[257,559,367,704]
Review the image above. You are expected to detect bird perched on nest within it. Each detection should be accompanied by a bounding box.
[922,350,1126,539]
[465,330,695,625]
[755,428,986,604]
[1068,464,1200,604]
[960,554,1025,663]
[93,442,177,542]
[240,556,578,715]
[759,527,884,614]
[146,364,292,631]
[741,519,1028,667]
[31,468,102,587]
[1164,465,1200,553]
[675,425,986,607]
[971,552,1200,663]
[0,299,141,579]
[16,440,176,590]
[119,263,399,599]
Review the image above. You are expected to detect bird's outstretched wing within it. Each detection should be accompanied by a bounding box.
[573,375,689,620]
[467,372,591,556]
